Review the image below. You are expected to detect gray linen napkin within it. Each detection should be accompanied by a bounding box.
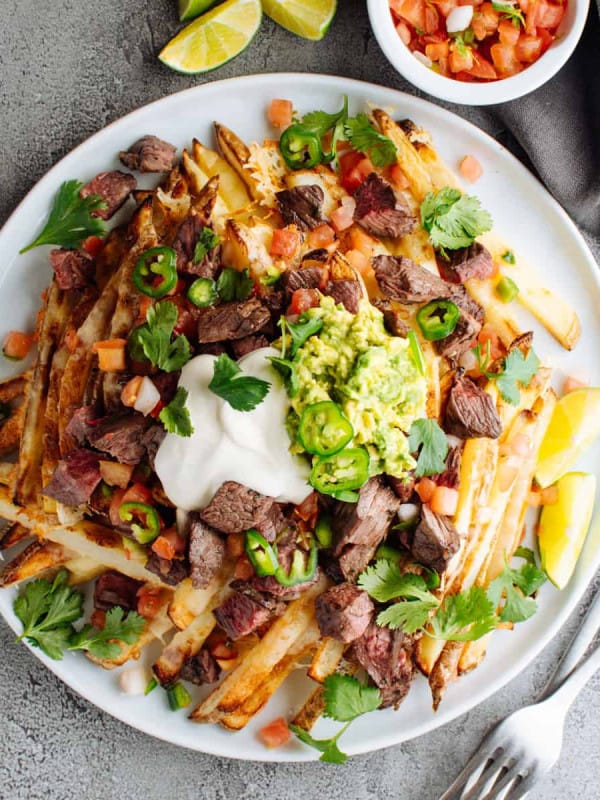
[494,4,600,236]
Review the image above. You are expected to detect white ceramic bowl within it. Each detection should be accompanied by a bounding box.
[367,0,590,105]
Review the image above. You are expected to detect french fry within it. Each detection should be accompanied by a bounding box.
[0,522,32,550]
[168,567,232,630]
[64,555,106,585]
[192,137,252,214]
[307,637,345,683]
[371,110,433,203]
[0,461,16,486]
[214,123,263,204]
[0,539,69,587]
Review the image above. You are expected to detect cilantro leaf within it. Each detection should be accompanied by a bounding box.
[193,227,221,264]
[408,418,449,477]
[216,267,254,302]
[430,586,498,642]
[502,250,516,264]
[301,97,348,137]
[13,570,84,660]
[128,301,191,373]
[68,606,146,660]
[278,314,324,358]
[20,180,107,253]
[209,353,270,411]
[289,724,348,765]
[268,356,300,397]
[377,599,438,633]
[358,560,434,604]
[322,673,382,722]
[420,187,493,251]
[159,387,194,437]
[487,548,547,624]
[492,1,525,26]
[495,348,540,405]
[344,114,397,168]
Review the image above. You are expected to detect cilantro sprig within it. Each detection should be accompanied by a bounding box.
[128,302,191,373]
[487,546,547,623]
[209,353,271,412]
[430,587,498,641]
[269,314,323,398]
[68,606,146,660]
[359,561,439,633]
[290,674,381,763]
[20,179,107,253]
[216,267,253,302]
[408,418,449,477]
[193,227,220,264]
[421,187,493,251]
[159,386,194,437]
[492,2,525,26]
[473,342,540,405]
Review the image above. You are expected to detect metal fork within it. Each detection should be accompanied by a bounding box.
[439,587,600,800]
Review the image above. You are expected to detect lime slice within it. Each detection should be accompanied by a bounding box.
[178,0,219,22]
[261,0,337,41]
[538,472,596,589]
[535,387,600,489]
[159,0,262,74]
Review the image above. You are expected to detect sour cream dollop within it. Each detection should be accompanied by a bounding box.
[155,347,311,510]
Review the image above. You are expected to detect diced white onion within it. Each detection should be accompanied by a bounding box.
[446,5,474,33]
[413,51,433,68]
[459,348,478,372]
[133,376,160,416]
[341,195,356,213]
[398,503,419,523]
[118,666,150,695]
[446,434,463,450]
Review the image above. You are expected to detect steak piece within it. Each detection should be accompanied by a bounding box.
[437,243,494,283]
[315,583,374,643]
[445,374,502,439]
[325,280,362,313]
[372,298,409,338]
[302,248,329,263]
[49,249,95,290]
[276,185,324,231]
[94,570,142,612]
[199,481,276,534]
[140,425,167,470]
[173,213,221,277]
[119,135,177,173]
[144,552,189,586]
[254,502,287,543]
[42,448,101,506]
[213,582,285,640]
[197,298,270,343]
[435,444,463,491]
[434,308,481,360]
[230,333,269,360]
[282,266,327,293]
[263,289,286,321]
[64,405,97,447]
[188,515,225,589]
[180,648,221,686]
[87,414,150,465]
[80,170,137,220]
[446,284,485,324]
[410,504,459,573]
[386,474,416,503]
[332,477,400,580]
[353,173,416,239]
[352,622,415,708]
[372,255,448,303]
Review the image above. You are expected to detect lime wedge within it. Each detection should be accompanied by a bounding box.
[261,0,337,41]
[535,388,600,489]
[178,0,219,22]
[160,0,262,74]
[538,472,596,589]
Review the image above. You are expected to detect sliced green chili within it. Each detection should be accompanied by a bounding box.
[119,502,161,544]
[310,447,370,496]
[416,300,460,342]
[495,276,519,303]
[298,401,354,457]
[315,514,333,548]
[188,277,218,308]
[274,537,318,587]
[407,330,426,376]
[133,247,177,299]
[501,250,516,265]
[279,125,323,170]
[375,544,403,562]
[245,529,279,577]
[145,677,158,695]
[167,682,192,710]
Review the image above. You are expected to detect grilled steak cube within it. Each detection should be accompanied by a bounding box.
[276,185,324,231]
[372,298,410,338]
[199,481,276,534]
[49,249,95,290]
[434,309,482,360]
[180,647,221,686]
[42,448,101,506]
[372,255,448,303]
[315,583,374,643]
[282,266,327,294]
[94,570,142,612]
[386,474,416,503]
[213,582,285,640]
[437,243,494,283]
[87,414,150,465]
[445,283,485,324]
[353,173,416,239]
[410,504,459,573]
[144,552,189,586]
[230,333,269,360]
[80,170,136,220]
[119,135,177,174]
[188,515,226,589]
[174,212,221,277]
[196,298,270,343]
[445,374,502,439]
[352,621,415,708]
[325,279,362,313]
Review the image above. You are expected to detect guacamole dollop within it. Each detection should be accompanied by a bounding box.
[289,297,427,478]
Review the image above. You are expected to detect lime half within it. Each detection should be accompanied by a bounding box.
[179,0,220,22]
[535,387,600,489]
[262,0,337,41]
[538,472,596,589]
[160,0,262,74]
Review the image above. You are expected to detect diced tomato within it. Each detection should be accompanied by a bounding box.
[234,555,255,580]
[267,99,293,130]
[137,295,153,324]
[478,324,504,361]
[136,585,165,619]
[270,228,300,259]
[288,288,321,315]
[449,48,474,73]
[394,0,427,32]
[82,236,104,258]
[464,53,498,79]
[430,486,459,516]
[92,339,127,372]
[99,460,134,489]
[330,201,356,233]
[490,42,521,75]
[259,717,291,749]
[226,532,246,559]
[425,40,450,61]
[160,296,197,339]
[416,478,437,503]
[122,482,153,506]
[340,152,375,193]
[3,330,35,361]
[459,154,484,183]
[537,27,555,52]
[498,18,521,45]
[563,375,589,394]
[527,0,565,32]
[396,20,412,46]
[307,224,336,250]
[516,33,544,62]
[91,609,106,629]
[437,55,450,76]
[432,0,458,16]
[109,488,127,528]
[388,163,410,190]
[151,530,181,561]
[472,3,500,39]
[121,375,143,408]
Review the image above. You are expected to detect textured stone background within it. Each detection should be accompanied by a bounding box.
[1,2,598,798]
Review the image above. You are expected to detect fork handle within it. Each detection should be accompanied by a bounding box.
[540,586,600,698]
[543,637,600,714]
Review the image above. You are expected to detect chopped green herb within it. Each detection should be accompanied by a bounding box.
[209,353,270,412]
[421,187,493,251]
[408,418,449,477]
[159,386,194,437]
[68,607,146,660]
[268,356,300,397]
[344,113,397,168]
[496,348,540,405]
[128,302,191,373]
[429,586,498,642]
[278,314,324,359]
[502,250,516,264]
[216,267,253,302]
[487,547,547,623]
[193,227,221,264]
[492,2,525,26]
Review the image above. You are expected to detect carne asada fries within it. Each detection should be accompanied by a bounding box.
[1,95,597,761]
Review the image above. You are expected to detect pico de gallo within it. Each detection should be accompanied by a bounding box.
[389,0,567,81]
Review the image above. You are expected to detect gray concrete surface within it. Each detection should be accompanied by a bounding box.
[1,2,598,798]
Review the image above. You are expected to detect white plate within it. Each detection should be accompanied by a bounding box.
[0,73,599,762]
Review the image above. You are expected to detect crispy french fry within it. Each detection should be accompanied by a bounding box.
[371,110,433,203]
[64,555,106,585]
[0,461,16,486]
[0,521,32,550]
[168,567,232,630]
[307,637,345,684]
[214,123,263,204]
[193,137,252,213]
[0,539,69,587]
